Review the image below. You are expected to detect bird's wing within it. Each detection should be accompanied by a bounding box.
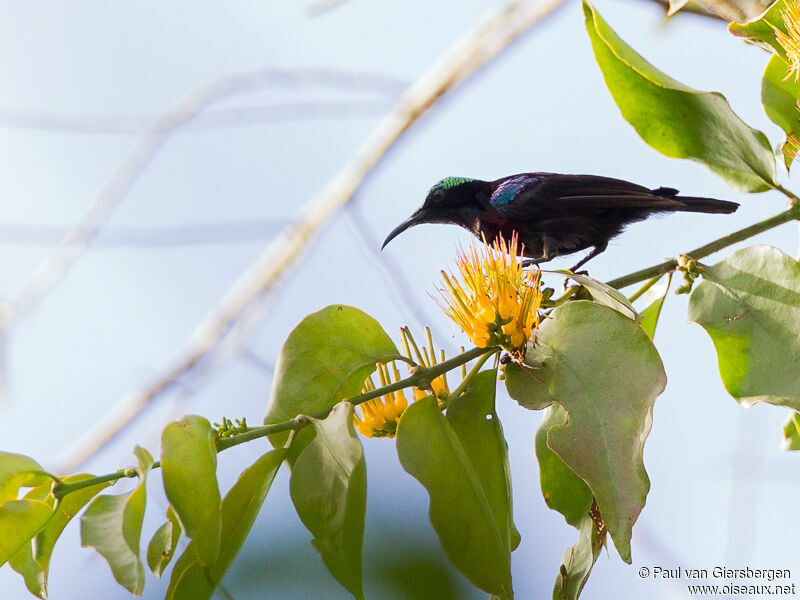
[491,173,676,218]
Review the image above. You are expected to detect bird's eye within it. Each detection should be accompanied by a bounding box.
[431,189,445,202]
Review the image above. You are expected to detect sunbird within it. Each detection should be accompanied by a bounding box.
[382,173,739,272]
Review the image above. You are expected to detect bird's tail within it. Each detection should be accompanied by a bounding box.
[651,187,739,214]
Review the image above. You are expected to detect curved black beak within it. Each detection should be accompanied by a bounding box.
[381,209,426,250]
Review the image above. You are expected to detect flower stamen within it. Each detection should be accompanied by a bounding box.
[774,1,800,81]
[436,233,542,354]
[353,362,408,439]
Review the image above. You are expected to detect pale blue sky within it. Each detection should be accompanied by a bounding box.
[0,1,797,598]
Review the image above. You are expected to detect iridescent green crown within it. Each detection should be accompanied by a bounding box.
[429,176,474,194]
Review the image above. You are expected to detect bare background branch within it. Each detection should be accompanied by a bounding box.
[54,0,567,472]
[0,68,406,327]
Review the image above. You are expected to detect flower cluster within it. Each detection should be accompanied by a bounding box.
[354,328,461,439]
[437,234,542,352]
[775,1,800,81]
[353,361,408,439]
[400,326,451,402]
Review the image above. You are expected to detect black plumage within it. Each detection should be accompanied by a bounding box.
[382,173,739,272]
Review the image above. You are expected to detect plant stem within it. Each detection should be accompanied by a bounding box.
[52,467,145,498]
[606,205,800,290]
[541,285,580,308]
[52,344,498,499]
[627,275,662,303]
[444,349,499,404]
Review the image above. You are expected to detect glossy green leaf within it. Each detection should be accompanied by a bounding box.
[0,453,50,504]
[504,362,552,411]
[0,453,43,487]
[80,446,153,595]
[762,54,800,170]
[557,271,637,320]
[446,370,520,551]
[165,448,286,600]
[161,415,221,566]
[730,0,789,57]
[535,405,606,598]
[689,245,800,408]
[552,512,605,600]
[7,483,51,597]
[505,301,666,562]
[585,0,776,192]
[9,538,44,598]
[147,506,181,577]
[264,305,399,457]
[637,275,672,340]
[781,411,800,450]
[535,405,593,529]
[0,500,53,567]
[0,472,51,506]
[290,402,366,600]
[10,474,111,598]
[397,396,512,598]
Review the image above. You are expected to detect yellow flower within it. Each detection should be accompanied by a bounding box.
[437,233,542,352]
[399,326,451,401]
[774,1,800,81]
[354,362,408,438]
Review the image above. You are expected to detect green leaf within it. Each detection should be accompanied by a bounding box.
[446,369,520,551]
[10,474,111,598]
[557,271,637,320]
[584,0,776,192]
[0,500,53,567]
[782,411,800,450]
[0,453,43,487]
[504,362,553,411]
[505,301,666,562]
[637,274,672,340]
[552,512,605,600]
[0,472,51,506]
[161,415,221,566]
[396,396,512,598]
[7,483,51,597]
[535,405,593,529]
[147,506,181,577]
[290,402,366,600]
[165,448,286,600]
[0,452,50,504]
[264,305,399,457]
[689,245,800,408]
[762,54,800,170]
[535,405,607,599]
[80,446,153,595]
[8,537,45,598]
[730,0,790,57]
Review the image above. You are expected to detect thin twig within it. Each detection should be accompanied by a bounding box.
[52,345,496,497]
[0,220,293,247]
[606,205,800,290]
[307,0,352,16]
[0,68,405,327]
[0,100,396,135]
[54,0,567,473]
[627,275,662,303]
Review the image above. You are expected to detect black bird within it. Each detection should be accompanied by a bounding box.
[381,173,739,272]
